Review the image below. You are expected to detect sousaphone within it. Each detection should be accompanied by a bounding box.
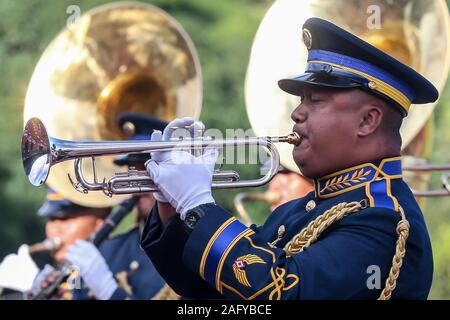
[23,2,202,207]
[235,0,450,222]
[246,0,450,196]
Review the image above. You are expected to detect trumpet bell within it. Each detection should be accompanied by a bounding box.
[22,118,51,187]
[23,3,202,207]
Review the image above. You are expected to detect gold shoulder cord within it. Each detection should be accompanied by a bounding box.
[283,201,410,300]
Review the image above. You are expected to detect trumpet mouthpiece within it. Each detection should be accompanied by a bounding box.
[28,237,62,254]
[283,132,302,146]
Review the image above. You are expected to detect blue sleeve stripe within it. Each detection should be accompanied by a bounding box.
[203,219,248,288]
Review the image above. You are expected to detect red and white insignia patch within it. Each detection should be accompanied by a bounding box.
[234,260,245,269]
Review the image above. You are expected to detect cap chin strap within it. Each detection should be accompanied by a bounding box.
[306,63,370,87]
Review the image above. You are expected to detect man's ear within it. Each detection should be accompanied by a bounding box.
[357,104,383,137]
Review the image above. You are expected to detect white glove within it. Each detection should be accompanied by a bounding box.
[148,130,169,203]
[0,245,39,292]
[29,264,56,297]
[65,240,118,300]
[149,117,204,203]
[146,146,218,220]
[148,117,209,208]
[150,117,205,162]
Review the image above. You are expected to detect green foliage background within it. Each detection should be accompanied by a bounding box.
[0,0,449,299]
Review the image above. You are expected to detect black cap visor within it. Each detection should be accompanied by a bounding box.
[37,201,96,219]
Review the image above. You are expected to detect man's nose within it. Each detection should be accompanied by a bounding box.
[291,104,307,123]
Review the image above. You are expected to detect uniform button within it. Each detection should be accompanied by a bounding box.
[306,200,316,212]
[130,260,140,271]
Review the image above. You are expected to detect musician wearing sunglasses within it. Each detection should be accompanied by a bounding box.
[141,18,436,299]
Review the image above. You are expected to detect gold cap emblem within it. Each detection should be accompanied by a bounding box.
[303,28,312,49]
[122,121,136,136]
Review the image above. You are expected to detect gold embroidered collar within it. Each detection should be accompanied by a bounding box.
[314,157,402,199]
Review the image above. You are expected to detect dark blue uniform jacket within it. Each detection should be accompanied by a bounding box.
[141,157,433,300]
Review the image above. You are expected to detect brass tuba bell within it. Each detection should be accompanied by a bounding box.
[245,0,450,194]
[237,0,450,222]
[23,2,202,207]
[245,0,450,184]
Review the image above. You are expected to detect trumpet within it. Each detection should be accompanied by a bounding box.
[28,237,61,254]
[30,198,137,300]
[22,118,301,197]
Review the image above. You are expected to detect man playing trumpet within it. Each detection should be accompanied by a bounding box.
[141,18,436,299]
